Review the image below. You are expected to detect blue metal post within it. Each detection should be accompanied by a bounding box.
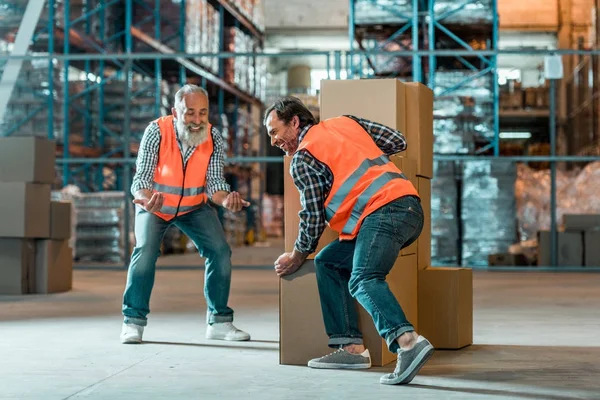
[348,0,355,77]
[123,0,133,265]
[428,0,435,87]
[550,78,558,267]
[218,4,225,120]
[412,0,420,83]
[96,1,106,190]
[47,0,54,140]
[179,0,186,85]
[62,0,71,186]
[492,0,499,156]
[335,51,342,79]
[84,0,92,185]
[155,0,162,117]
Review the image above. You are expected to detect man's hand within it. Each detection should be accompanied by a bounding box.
[133,191,164,213]
[274,250,308,277]
[222,191,251,213]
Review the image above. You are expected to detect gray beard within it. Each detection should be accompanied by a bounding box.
[176,119,208,147]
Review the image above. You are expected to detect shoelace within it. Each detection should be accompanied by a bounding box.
[323,348,345,359]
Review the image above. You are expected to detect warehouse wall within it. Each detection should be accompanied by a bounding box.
[264,0,348,29]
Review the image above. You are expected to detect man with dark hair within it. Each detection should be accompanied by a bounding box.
[120,84,251,344]
[265,96,434,385]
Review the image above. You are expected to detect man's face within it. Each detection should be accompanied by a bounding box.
[172,92,209,147]
[266,110,300,156]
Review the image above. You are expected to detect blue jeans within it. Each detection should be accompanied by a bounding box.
[122,203,234,326]
[314,195,424,354]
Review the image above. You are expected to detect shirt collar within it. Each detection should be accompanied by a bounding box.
[297,124,313,144]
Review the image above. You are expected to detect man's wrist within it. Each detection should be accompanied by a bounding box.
[211,190,230,207]
[134,189,152,201]
[291,248,310,263]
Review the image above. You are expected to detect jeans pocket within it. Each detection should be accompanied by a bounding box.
[388,197,424,244]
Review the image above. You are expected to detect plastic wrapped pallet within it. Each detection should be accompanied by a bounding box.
[433,0,493,25]
[354,0,413,24]
[431,160,460,265]
[461,160,517,266]
[515,161,600,242]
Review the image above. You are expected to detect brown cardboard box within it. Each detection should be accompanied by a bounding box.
[283,156,339,259]
[417,177,432,269]
[563,214,600,231]
[0,183,51,238]
[358,254,418,366]
[279,260,332,365]
[0,137,56,184]
[35,240,73,294]
[403,82,434,178]
[320,79,406,135]
[537,231,583,267]
[0,239,36,295]
[50,201,72,240]
[418,267,473,349]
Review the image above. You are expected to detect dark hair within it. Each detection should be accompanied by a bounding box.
[263,96,316,129]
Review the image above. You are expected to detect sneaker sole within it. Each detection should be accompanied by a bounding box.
[121,338,142,344]
[380,344,434,385]
[307,361,371,370]
[205,334,251,342]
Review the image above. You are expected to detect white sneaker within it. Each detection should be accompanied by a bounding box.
[206,322,250,341]
[120,323,144,344]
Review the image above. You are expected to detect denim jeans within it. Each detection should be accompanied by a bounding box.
[122,203,234,326]
[314,195,424,354]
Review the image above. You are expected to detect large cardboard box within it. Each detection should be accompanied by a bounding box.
[418,267,473,349]
[358,254,418,366]
[404,82,434,178]
[35,240,73,294]
[279,260,332,365]
[0,183,51,238]
[320,79,406,136]
[417,177,432,270]
[320,79,433,178]
[537,231,583,267]
[283,156,339,258]
[50,201,72,240]
[0,137,56,184]
[390,156,418,256]
[0,239,36,295]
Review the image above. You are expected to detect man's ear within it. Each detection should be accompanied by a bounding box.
[293,115,300,128]
[172,107,177,119]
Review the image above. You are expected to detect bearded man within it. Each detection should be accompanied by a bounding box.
[120,84,251,344]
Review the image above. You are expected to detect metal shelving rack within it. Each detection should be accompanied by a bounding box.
[0,0,266,260]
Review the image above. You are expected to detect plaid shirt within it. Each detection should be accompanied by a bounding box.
[131,120,230,198]
[290,115,408,254]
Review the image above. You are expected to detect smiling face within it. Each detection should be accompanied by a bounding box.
[265,110,301,156]
[172,92,209,147]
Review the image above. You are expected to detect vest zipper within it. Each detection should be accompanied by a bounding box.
[174,150,187,218]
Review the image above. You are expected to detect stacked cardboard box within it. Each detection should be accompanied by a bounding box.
[280,79,473,367]
[0,137,73,295]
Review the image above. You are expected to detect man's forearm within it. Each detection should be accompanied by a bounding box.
[211,190,229,207]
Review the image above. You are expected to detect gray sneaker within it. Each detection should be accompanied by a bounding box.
[380,336,434,385]
[308,348,372,369]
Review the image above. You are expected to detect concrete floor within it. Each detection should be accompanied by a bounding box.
[1,255,600,399]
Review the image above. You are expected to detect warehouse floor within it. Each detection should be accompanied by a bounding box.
[1,241,600,399]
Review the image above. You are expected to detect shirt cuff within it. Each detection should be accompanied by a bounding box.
[207,182,231,199]
[130,181,153,196]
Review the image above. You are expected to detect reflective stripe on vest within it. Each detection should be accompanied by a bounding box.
[325,155,407,220]
[153,182,205,197]
[340,171,405,235]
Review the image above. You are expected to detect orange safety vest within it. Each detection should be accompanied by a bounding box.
[152,115,213,221]
[295,116,419,240]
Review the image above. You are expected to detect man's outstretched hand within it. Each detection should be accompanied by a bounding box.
[222,191,251,213]
[133,191,164,213]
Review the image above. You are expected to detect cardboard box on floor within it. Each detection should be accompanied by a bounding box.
[0,182,51,238]
[50,201,72,240]
[320,79,433,178]
[35,239,73,294]
[418,267,473,349]
[0,239,36,295]
[537,231,583,267]
[0,137,56,184]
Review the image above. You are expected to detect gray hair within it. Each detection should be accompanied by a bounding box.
[174,84,209,112]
